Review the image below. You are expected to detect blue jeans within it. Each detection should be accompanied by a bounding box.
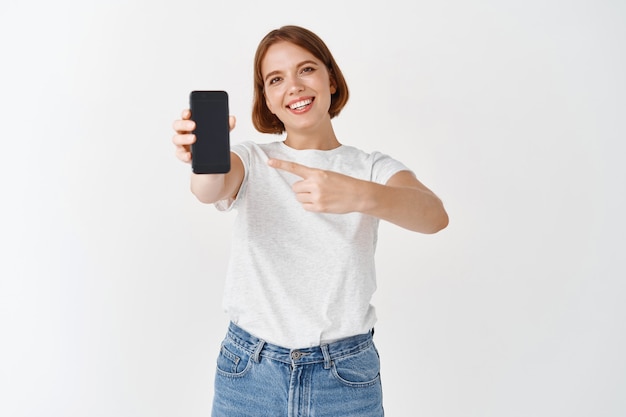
[211,322,384,417]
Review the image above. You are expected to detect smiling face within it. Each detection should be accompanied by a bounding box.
[261,41,337,136]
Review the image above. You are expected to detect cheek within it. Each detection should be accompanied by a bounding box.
[265,91,280,114]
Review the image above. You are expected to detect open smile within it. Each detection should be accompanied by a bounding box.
[287,97,315,113]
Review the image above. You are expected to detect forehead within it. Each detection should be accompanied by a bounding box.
[261,41,320,75]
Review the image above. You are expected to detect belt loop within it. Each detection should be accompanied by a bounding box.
[252,339,265,363]
[321,344,332,369]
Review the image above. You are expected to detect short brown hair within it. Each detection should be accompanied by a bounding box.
[252,25,350,134]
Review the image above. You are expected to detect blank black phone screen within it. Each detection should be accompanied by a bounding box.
[190,90,230,174]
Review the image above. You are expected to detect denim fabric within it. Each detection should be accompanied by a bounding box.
[211,322,384,417]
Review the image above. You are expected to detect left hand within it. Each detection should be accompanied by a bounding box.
[268,158,361,214]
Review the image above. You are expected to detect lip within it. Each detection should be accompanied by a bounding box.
[286,96,315,114]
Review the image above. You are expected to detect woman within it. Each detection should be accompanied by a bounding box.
[172,25,448,417]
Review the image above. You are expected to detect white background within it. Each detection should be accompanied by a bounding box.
[1,1,625,416]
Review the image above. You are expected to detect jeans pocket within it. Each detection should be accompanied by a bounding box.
[215,338,253,378]
[331,343,381,388]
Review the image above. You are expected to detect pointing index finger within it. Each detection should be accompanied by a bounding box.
[268,158,314,178]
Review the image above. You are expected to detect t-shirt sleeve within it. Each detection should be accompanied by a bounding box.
[214,141,252,212]
[370,151,412,184]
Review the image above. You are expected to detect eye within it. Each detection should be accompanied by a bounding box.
[268,76,282,85]
[300,66,315,75]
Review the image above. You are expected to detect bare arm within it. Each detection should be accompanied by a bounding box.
[358,170,448,234]
[172,109,244,204]
[190,152,244,203]
[268,159,448,234]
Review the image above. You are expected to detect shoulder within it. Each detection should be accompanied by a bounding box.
[337,145,412,184]
[231,140,283,164]
[336,145,406,168]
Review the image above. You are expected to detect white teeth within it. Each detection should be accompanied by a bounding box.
[289,99,312,110]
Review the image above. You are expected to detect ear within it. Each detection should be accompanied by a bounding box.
[329,73,337,94]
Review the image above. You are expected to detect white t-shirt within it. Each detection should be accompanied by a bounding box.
[216,141,410,348]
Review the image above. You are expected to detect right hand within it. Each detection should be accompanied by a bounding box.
[172,109,236,164]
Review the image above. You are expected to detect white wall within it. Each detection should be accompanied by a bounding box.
[1,1,624,416]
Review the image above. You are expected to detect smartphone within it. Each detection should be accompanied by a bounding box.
[189,90,230,174]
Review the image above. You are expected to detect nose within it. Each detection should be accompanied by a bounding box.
[287,76,304,94]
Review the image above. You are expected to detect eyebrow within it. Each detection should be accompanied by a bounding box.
[263,60,320,82]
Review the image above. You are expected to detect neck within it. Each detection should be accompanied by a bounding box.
[283,121,340,151]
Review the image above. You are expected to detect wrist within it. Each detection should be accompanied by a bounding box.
[354,179,379,214]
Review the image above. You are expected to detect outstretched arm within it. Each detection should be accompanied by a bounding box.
[268,159,448,234]
[172,109,244,204]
